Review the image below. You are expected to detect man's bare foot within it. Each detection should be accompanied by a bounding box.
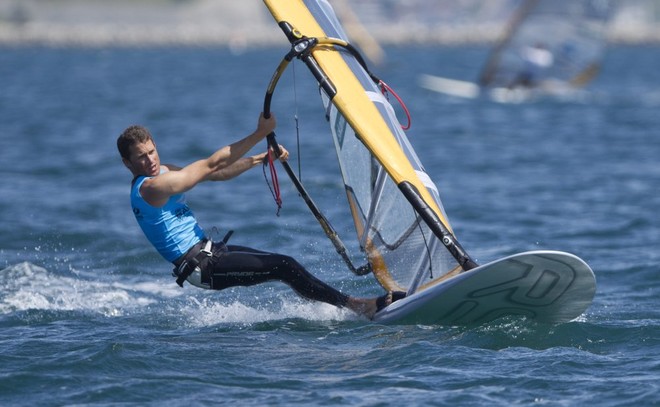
[347,291,405,319]
[346,296,381,319]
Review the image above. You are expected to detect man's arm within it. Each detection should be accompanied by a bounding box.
[141,113,276,207]
[206,145,289,181]
[205,152,267,181]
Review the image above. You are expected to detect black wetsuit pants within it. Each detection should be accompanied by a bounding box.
[193,242,350,308]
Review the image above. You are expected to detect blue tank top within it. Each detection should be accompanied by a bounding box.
[130,175,205,262]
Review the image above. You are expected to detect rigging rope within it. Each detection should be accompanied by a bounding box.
[263,60,304,215]
[263,149,282,216]
[378,80,411,131]
[292,61,303,181]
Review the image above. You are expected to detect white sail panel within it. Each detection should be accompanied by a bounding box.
[324,93,459,291]
[309,0,464,292]
[263,0,467,293]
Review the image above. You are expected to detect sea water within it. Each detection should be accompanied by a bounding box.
[0,45,658,406]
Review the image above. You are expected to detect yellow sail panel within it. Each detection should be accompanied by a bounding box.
[263,0,452,232]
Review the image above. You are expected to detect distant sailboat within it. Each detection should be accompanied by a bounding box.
[419,0,614,103]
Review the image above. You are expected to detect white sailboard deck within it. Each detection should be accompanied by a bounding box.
[417,73,534,103]
[418,73,589,104]
[418,73,556,104]
[373,250,596,325]
[417,74,482,99]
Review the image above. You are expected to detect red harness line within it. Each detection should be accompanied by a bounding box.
[379,80,411,131]
[266,149,282,215]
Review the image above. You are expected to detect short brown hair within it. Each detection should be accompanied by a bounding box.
[117,125,153,160]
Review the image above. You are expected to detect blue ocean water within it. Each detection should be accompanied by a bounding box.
[0,44,659,406]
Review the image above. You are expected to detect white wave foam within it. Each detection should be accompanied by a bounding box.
[0,262,162,317]
[179,296,356,327]
[0,262,361,325]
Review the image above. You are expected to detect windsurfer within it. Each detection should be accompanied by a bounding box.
[116,112,400,319]
[510,42,554,88]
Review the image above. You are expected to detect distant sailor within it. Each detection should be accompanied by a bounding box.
[117,112,400,319]
[510,42,554,88]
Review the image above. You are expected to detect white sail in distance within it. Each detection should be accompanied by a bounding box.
[479,0,613,89]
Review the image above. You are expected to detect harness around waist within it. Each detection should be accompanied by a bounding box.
[172,230,233,287]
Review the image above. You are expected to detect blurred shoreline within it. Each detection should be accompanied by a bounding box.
[0,0,659,48]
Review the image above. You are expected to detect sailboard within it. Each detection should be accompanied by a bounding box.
[261,0,596,324]
[419,0,613,103]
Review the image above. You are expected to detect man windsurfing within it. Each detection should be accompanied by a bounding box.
[117,112,399,319]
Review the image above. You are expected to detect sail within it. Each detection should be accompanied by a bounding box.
[263,0,473,294]
[479,0,612,89]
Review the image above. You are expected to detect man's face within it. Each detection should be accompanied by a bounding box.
[123,140,160,177]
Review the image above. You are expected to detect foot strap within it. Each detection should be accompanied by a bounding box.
[375,291,407,312]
